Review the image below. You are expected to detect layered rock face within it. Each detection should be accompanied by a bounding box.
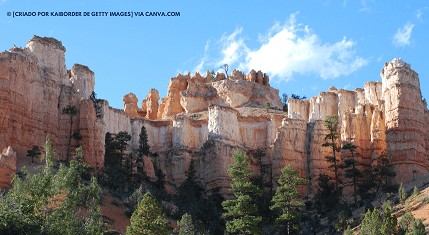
[1,36,428,197]
[381,58,428,182]
[0,36,107,180]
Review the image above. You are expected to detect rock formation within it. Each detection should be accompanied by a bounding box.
[381,58,428,182]
[0,36,428,197]
[145,89,160,120]
[69,64,95,99]
[123,93,139,116]
[0,147,17,188]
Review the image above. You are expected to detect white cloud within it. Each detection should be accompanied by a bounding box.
[393,23,414,47]
[218,27,249,66]
[193,14,368,81]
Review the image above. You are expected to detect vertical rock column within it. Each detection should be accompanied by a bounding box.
[272,118,308,193]
[69,64,95,99]
[381,58,427,182]
[145,89,160,120]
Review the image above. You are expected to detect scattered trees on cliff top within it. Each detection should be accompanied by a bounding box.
[89,91,103,119]
[281,93,307,112]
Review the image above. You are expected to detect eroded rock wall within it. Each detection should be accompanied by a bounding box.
[1,36,428,198]
[381,58,427,182]
[0,37,81,167]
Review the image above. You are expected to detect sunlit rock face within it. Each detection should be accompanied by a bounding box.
[1,37,428,198]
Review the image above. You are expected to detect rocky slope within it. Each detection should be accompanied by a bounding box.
[0,37,428,199]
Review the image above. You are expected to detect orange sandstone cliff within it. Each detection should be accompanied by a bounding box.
[0,37,428,198]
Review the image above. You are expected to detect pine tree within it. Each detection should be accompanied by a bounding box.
[412,186,420,198]
[116,131,132,190]
[342,142,363,206]
[0,137,105,235]
[399,183,408,204]
[222,149,262,235]
[116,131,131,162]
[360,204,397,235]
[126,192,169,235]
[137,126,150,183]
[26,145,41,163]
[62,105,79,161]
[177,160,203,209]
[270,165,308,235]
[322,115,342,190]
[178,213,196,235]
[315,173,339,210]
[89,91,103,119]
[373,152,397,193]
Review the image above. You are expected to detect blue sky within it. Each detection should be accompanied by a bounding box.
[1,1,428,108]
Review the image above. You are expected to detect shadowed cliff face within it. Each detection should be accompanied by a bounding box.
[1,37,428,197]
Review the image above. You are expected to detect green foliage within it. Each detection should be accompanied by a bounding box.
[270,165,308,234]
[177,160,203,208]
[137,126,150,183]
[103,131,133,192]
[397,210,426,235]
[264,102,271,110]
[43,135,56,168]
[399,183,408,204]
[412,186,420,198]
[221,64,229,78]
[177,162,224,235]
[358,153,397,205]
[26,145,41,163]
[178,213,196,235]
[342,142,363,206]
[335,210,353,233]
[126,192,169,235]
[373,153,397,193]
[0,137,105,235]
[209,69,216,82]
[315,173,340,210]
[343,226,354,235]
[360,202,397,235]
[281,93,307,112]
[62,105,79,161]
[222,149,262,235]
[89,91,103,119]
[322,115,342,190]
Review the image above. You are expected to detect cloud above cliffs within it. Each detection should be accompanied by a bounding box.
[193,13,368,81]
[393,23,415,47]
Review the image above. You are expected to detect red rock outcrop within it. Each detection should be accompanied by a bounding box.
[145,89,160,120]
[123,93,139,117]
[0,147,17,188]
[381,58,427,182]
[1,36,428,199]
[161,74,189,118]
[0,36,81,166]
[69,64,95,99]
